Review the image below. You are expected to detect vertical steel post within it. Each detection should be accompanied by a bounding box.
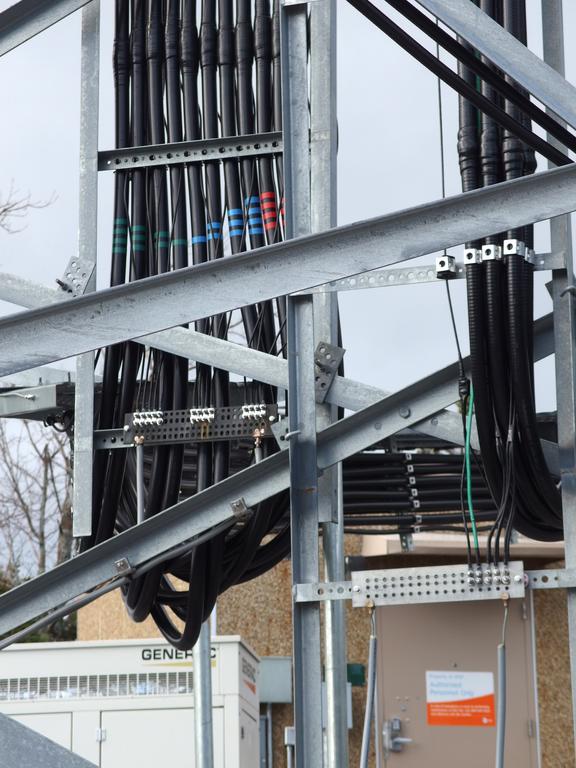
[309,1,350,767]
[193,621,214,767]
[73,0,100,538]
[542,0,576,747]
[281,2,324,765]
[135,443,145,524]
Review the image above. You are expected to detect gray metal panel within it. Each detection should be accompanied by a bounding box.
[0,0,91,57]
[259,657,293,703]
[0,712,97,767]
[415,0,576,128]
[1,163,575,377]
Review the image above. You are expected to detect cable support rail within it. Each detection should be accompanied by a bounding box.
[98,131,283,172]
[294,568,576,604]
[124,404,279,445]
[302,252,563,294]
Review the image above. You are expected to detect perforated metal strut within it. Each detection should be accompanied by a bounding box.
[124,404,279,445]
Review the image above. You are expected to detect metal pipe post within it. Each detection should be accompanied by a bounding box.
[309,1,350,766]
[73,0,99,538]
[281,2,324,765]
[135,442,145,524]
[193,621,214,767]
[543,0,576,748]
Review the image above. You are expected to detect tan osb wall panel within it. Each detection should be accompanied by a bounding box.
[534,586,575,768]
[78,589,164,641]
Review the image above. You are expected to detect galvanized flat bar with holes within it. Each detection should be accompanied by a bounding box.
[414,0,576,130]
[526,569,576,590]
[293,581,354,603]
[98,132,282,172]
[0,0,91,57]
[1,162,575,378]
[350,562,525,608]
[306,252,562,294]
[294,569,576,602]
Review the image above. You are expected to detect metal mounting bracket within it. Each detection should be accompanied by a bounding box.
[57,255,96,297]
[315,342,345,402]
[230,497,251,521]
[293,581,354,603]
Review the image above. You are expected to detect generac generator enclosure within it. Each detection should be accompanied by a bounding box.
[0,636,259,768]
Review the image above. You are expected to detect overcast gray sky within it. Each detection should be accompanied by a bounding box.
[0,0,573,411]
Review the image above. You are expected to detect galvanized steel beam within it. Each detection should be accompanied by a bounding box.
[0,164,575,377]
[0,0,91,57]
[415,0,576,128]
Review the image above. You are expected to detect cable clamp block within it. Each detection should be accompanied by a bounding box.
[502,239,526,258]
[481,244,502,262]
[189,407,215,424]
[463,248,482,264]
[435,254,457,279]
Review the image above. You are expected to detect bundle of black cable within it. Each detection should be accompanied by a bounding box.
[88,0,289,650]
[458,0,563,567]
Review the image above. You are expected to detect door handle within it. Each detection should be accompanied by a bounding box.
[383,718,413,757]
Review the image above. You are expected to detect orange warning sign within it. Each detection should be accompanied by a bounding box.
[426,671,495,727]
[427,693,496,726]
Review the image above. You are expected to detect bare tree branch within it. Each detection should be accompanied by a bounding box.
[0,182,55,234]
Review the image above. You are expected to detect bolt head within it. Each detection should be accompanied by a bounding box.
[353,585,360,593]
[399,407,411,419]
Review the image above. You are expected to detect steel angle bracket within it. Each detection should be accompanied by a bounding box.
[315,342,345,402]
[351,562,525,608]
[57,255,96,297]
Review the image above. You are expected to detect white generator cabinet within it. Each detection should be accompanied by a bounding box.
[0,636,259,768]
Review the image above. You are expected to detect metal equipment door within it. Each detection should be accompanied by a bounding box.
[99,707,225,768]
[376,597,539,767]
